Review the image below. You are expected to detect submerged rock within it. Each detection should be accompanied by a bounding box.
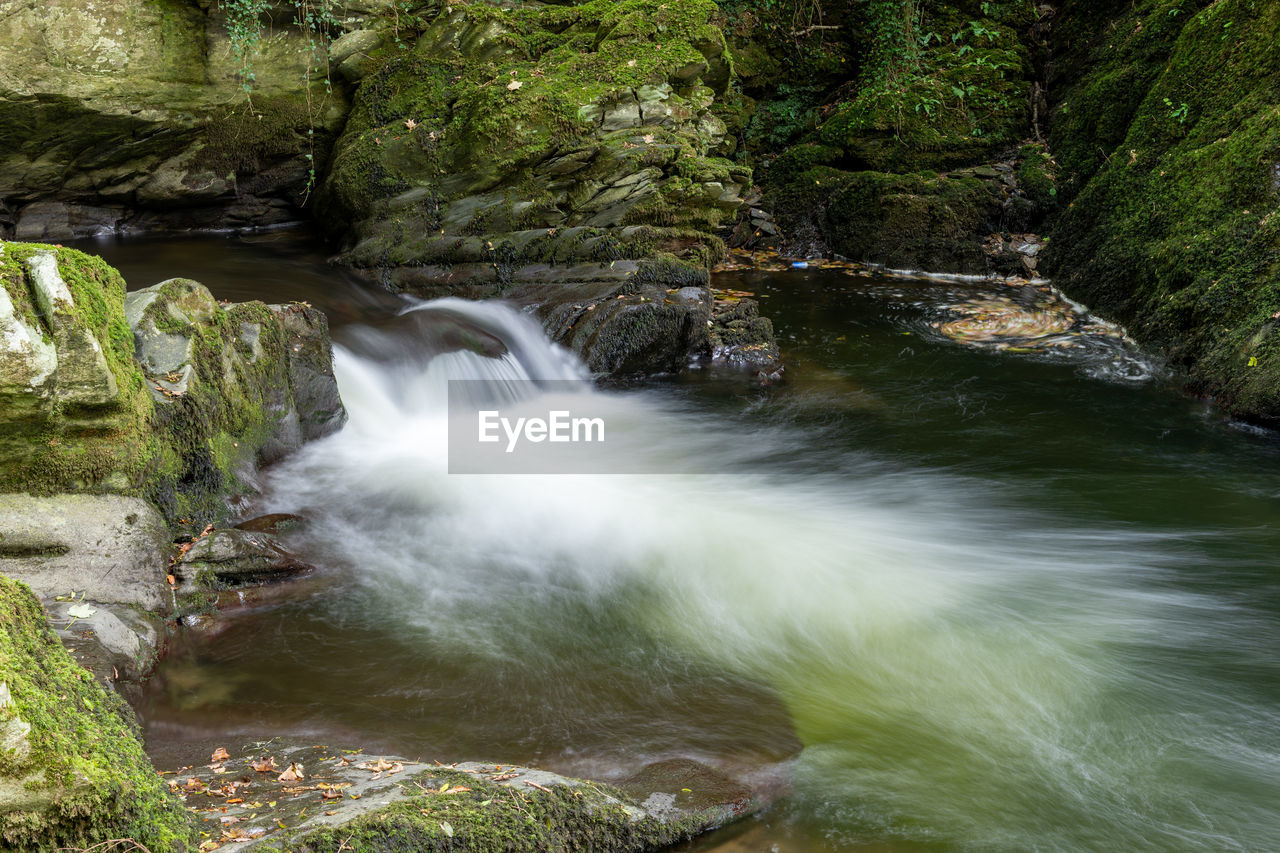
[173,744,766,852]
[173,528,313,594]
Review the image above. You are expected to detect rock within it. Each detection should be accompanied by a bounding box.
[170,745,766,851]
[271,304,346,443]
[25,250,118,407]
[173,528,312,593]
[0,575,195,850]
[710,298,781,371]
[234,513,306,534]
[0,494,170,610]
[44,599,166,706]
[317,0,763,376]
[0,0,349,232]
[12,202,123,241]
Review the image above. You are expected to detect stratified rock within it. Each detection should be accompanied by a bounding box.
[0,494,170,610]
[316,0,766,374]
[0,575,195,850]
[0,0,353,233]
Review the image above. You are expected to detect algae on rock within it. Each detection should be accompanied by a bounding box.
[1044,0,1280,423]
[0,575,195,851]
[0,242,345,524]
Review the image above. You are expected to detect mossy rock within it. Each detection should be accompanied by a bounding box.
[767,166,1006,272]
[0,574,195,851]
[1044,0,1280,423]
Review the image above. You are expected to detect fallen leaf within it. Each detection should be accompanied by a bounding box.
[277,763,304,783]
[211,748,230,762]
[404,118,418,130]
[440,821,454,838]
[321,789,342,800]
[507,80,523,90]
[250,757,278,773]
[642,133,655,144]
[67,603,96,619]
[627,59,636,67]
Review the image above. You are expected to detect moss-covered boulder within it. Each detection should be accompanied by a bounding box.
[312,0,770,373]
[0,242,345,524]
[0,574,195,850]
[318,0,744,259]
[1044,0,1280,422]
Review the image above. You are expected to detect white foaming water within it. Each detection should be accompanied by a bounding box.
[266,299,1279,851]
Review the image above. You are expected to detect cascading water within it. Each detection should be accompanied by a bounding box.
[222,296,1280,852]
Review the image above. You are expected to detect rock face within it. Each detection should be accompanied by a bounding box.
[1044,0,1280,423]
[314,0,773,374]
[0,242,345,524]
[0,494,170,610]
[172,744,763,851]
[0,0,363,235]
[0,575,195,851]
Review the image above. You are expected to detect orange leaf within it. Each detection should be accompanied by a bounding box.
[211,747,230,762]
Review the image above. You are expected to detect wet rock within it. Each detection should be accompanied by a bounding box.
[0,0,348,232]
[173,745,767,851]
[710,298,781,371]
[235,513,306,534]
[13,201,124,241]
[0,494,170,610]
[174,529,312,593]
[271,303,346,444]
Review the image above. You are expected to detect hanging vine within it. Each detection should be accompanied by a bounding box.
[217,0,338,200]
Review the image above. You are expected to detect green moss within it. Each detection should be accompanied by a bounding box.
[1045,0,1280,422]
[766,166,1001,272]
[268,768,706,853]
[317,0,739,258]
[0,575,195,851]
[817,3,1034,172]
[0,243,155,494]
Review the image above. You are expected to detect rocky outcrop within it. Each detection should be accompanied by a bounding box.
[725,2,1056,273]
[0,575,195,851]
[1043,0,1280,423]
[0,242,344,523]
[314,0,776,374]
[0,0,372,236]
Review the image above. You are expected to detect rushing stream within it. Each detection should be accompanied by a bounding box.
[80,231,1280,851]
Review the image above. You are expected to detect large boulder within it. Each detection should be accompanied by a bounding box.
[0,574,195,850]
[0,242,345,525]
[0,494,170,610]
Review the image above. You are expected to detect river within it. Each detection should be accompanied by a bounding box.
[76,229,1280,851]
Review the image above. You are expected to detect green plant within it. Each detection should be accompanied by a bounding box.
[218,0,338,200]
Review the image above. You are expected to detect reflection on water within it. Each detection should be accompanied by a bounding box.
[76,233,1280,852]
